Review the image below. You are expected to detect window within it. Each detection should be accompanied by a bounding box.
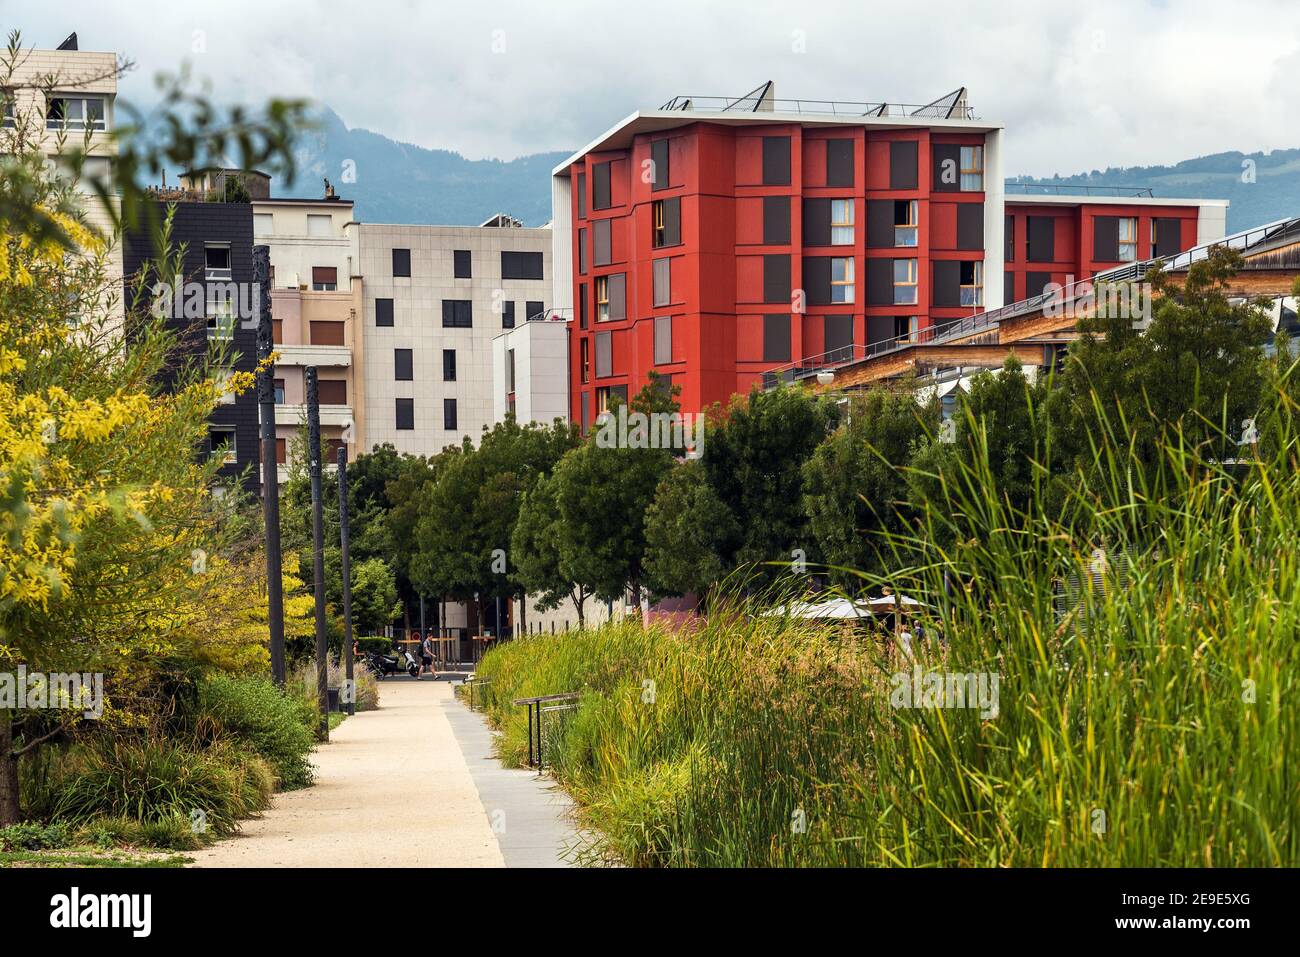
[580,337,590,384]
[1027,216,1055,262]
[762,136,791,185]
[443,399,458,431]
[894,259,918,305]
[960,146,984,191]
[825,314,853,361]
[1118,217,1138,262]
[960,261,984,306]
[763,314,791,363]
[502,301,515,328]
[1,91,13,129]
[595,332,612,378]
[443,349,457,381]
[826,138,854,187]
[394,349,413,381]
[206,296,236,340]
[831,258,855,304]
[1005,215,1015,262]
[894,200,918,247]
[652,197,681,247]
[311,266,337,291]
[578,228,588,274]
[654,316,672,365]
[318,379,347,405]
[392,248,411,277]
[894,315,920,342]
[1152,217,1182,258]
[577,171,587,219]
[454,249,471,279]
[764,196,790,245]
[526,300,544,321]
[273,378,285,404]
[596,276,610,322]
[395,398,414,431]
[592,162,612,209]
[375,298,394,327]
[593,219,611,266]
[275,438,287,465]
[831,200,854,246]
[956,203,984,251]
[890,140,919,190]
[307,214,331,238]
[205,244,231,281]
[653,258,671,307]
[507,348,516,395]
[254,213,274,235]
[578,284,588,329]
[208,427,236,466]
[651,139,669,191]
[46,94,106,131]
[441,300,472,328]
[763,254,791,304]
[502,250,544,280]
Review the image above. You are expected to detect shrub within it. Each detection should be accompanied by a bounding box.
[44,738,274,842]
[192,674,318,789]
[292,656,380,714]
[0,821,70,851]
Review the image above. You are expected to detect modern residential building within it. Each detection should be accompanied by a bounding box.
[550,82,1227,425]
[4,33,122,322]
[122,193,259,489]
[252,185,365,482]
[357,219,551,454]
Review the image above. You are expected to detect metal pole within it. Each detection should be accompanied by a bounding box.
[253,246,286,685]
[306,367,329,739]
[337,445,355,716]
[419,595,426,675]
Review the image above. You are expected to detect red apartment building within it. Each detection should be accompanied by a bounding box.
[550,84,1226,423]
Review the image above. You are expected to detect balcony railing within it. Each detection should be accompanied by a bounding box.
[659,95,976,120]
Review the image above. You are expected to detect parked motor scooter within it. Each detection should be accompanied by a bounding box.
[366,650,420,679]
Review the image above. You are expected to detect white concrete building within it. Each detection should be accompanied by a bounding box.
[357,220,551,455]
[491,316,570,426]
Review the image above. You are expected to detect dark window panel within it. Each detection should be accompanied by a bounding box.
[578,284,588,329]
[1094,216,1120,261]
[576,171,587,219]
[595,331,612,378]
[890,141,919,190]
[592,162,612,209]
[501,250,544,280]
[867,314,895,344]
[394,348,413,381]
[956,203,984,251]
[763,254,791,304]
[453,249,471,279]
[1026,271,1054,298]
[653,258,670,307]
[1154,217,1182,257]
[932,144,961,193]
[607,273,626,321]
[392,248,411,277]
[762,135,791,185]
[802,257,833,306]
[374,298,394,327]
[763,313,791,362]
[526,300,544,320]
[866,199,894,248]
[932,259,962,307]
[443,398,458,431]
[654,315,672,365]
[826,138,854,187]
[1004,271,1016,304]
[866,258,894,306]
[441,299,473,328]
[824,314,853,360]
[593,219,611,266]
[443,349,457,381]
[803,198,831,246]
[577,227,588,274]
[763,196,791,245]
[502,301,515,328]
[1005,215,1015,262]
[395,398,414,430]
[1027,216,1055,262]
[651,138,669,191]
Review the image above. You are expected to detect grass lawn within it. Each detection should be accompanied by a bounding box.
[1,847,192,868]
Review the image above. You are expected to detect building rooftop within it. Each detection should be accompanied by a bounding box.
[553,81,1000,176]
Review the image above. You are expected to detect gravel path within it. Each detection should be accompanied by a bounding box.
[189,677,504,868]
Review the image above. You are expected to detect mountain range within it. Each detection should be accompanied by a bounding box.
[281,107,1300,235]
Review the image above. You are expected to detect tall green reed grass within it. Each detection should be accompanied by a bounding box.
[474,392,1299,867]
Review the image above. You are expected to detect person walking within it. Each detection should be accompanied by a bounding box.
[421,633,435,677]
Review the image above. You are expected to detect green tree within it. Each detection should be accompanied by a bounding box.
[643,460,739,599]
[511,473,591,623]
[802,388,937,584]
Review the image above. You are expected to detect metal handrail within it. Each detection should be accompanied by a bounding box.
[657,96,976,120]
[1005,183,1155,198]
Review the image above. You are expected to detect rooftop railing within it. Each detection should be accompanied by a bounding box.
[1005,182,1155,198]
[658,96,976,121]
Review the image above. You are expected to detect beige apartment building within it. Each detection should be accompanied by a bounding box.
[357,219,552,455]
[3,33,122,321]
[252,189,366,480]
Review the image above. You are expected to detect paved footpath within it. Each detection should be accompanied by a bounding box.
[189,676,576,868]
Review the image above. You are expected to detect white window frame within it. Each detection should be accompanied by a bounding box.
[830,257,855,303]
[960,146,983,191]
[960,261,984,307]
[205,244,232,281]
[893,258,918,306]
[895,199,918,247]
[830,199,854,246]
[46,94,107,132]
[1118,217,1138,262]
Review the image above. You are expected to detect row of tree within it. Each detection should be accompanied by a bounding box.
[312,245,1289,632]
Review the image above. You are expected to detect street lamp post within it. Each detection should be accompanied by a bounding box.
[337,445,354,716]
[253,246,286,685]
[306,367,329,739]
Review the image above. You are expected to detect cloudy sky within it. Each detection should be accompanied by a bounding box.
[7,0,1300,174]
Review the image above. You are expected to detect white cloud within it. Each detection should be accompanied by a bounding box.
[8,0,1300,173]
